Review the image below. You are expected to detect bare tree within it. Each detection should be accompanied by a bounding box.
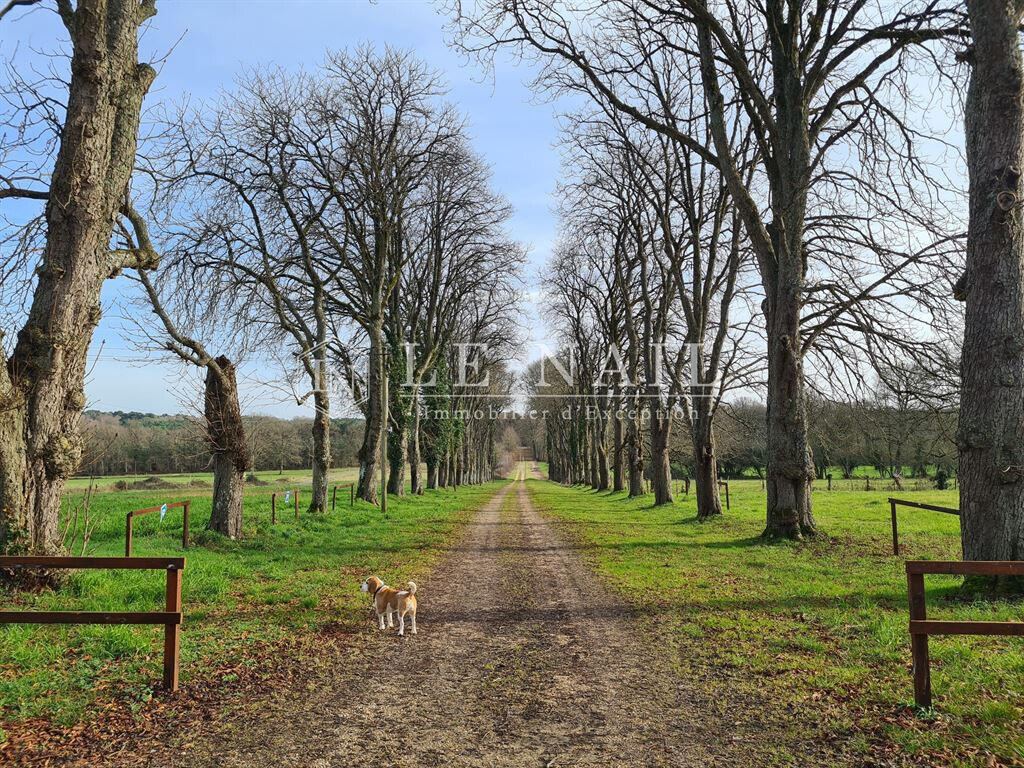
[390,141,517,495]
[125,226,254,538]
[291,47,462,506]
[545,239,609,489]
[154,64,374,515]
[551,87,760,515]
[448,0,962,539]
[1,0,159,559]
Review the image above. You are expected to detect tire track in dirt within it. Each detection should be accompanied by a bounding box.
[115,467,771,767]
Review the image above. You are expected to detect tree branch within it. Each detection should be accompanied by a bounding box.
[0,0,40,23]
[0,186,49,202]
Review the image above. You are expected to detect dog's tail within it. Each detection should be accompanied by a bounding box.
[405,580,417,595]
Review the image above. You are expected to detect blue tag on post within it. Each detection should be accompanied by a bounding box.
[160,503,168,521]
[284,491,291,504]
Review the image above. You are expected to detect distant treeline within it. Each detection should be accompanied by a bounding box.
[708,398,956,481]
[79,411,366,477]
[80,395,957,483]
[521,395,957,485]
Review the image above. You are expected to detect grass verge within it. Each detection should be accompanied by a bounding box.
[1,480,501,738]
[526,478,1023,767]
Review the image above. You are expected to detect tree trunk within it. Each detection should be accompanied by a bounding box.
[0,0,157,557]
[649,400,673,506]
[627,394,644,497]
[765,296,819,540]
[487,428,495,480]
[387,419,407,496]
[457,441,467,486]
[597,410,610,491]
[210,451,243,535]
[386,348,408,496]
[580,412,591,485]
[612,387,625,491]
[357,323,385,503]
[763,284,817,538]
[761,16,817,539]
[692,407,723,522]
[205,357,249,538]
[409,397,423,495]
[309,389,330,513]
[550,428,560,483]
[959,0,1024,567]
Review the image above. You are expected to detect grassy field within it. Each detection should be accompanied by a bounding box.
[526,478,1023,767]
[0,475,500,740]
[64,466,364,491]
[722,465,953,482]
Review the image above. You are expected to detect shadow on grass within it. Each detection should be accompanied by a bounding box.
[700,535,769,550]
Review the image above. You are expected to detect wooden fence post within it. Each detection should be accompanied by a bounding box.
[0,556,187,692]
[271,493,277,524]
[182,501,190,549]
[163,563,183,691]
[350,483,354,506]
[907,571,931,708]
[294,490,299,519]
[890,499,900,556]
[125,512,133,557]
[332,485,337,511]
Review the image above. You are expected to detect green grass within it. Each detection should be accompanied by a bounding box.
[526,478,1023,767]
[1,475,500,733]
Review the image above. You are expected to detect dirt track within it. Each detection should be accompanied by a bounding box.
[114,465,774,767]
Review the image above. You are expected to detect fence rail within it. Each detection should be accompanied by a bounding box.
[126,501,190,557]
[906,560,1024,708]
[0,556,185,691]
[888,498,959,556]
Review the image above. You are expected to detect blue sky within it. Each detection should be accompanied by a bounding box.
[4,0,561,417]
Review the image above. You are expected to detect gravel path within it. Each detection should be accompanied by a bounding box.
[116,467,771,767]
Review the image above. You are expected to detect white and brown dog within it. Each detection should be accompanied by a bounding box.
[360,575,417,636]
